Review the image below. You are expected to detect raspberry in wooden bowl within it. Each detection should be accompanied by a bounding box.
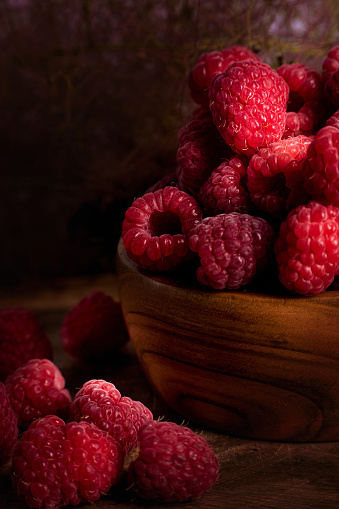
[116,236,339,443]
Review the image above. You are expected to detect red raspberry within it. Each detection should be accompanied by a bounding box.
[277,62,321,110]
[283,100,324,138]
[5,359,71,428]
[275,201,339,296]
[188,212,275,290]
[176,113,231,196]
[60,291,128,360]
[0,381,18,466]
[121,186,203,272]
[209,60,289,156]
[303,125,339,206]
[0,308,53,381]
[69,379,153,456]
[189,45,261,105]
[326,109,339,130]
[198,156,252,215]
[321,45,339,109]
[247,135,313,217]
[127,420,219,502]
[11,415,123,509]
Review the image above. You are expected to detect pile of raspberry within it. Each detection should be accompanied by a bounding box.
[0,305,219,509]
[122,44,339,297]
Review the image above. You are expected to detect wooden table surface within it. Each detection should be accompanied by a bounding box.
[0,274,339,509]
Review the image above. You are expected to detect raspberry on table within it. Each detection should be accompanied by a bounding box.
[121,186,203,272]
[11,415,124,509]
[188,212,275,290]
[198,156,252,215]
[209,60,289,156]
[69,379,153,457]
[5,358,71,428]
[127,420,219,502]
[60,290,128,361]
[189,45,261,105]
[303,125,339,206]
[275,201,339,296]
[0,307,53,382]
[247,135,313,217]
[0,381,18,466]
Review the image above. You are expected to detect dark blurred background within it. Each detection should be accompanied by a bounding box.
[1,0,338,287]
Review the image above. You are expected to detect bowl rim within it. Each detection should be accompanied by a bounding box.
[117,238,339,303]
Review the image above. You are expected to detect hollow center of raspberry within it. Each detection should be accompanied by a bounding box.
[149,211,182,236]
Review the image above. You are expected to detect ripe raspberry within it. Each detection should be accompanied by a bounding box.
[60,291,128,360]
[0,381,18,466]
[69,379,153,456]
[198,156,252,215]
[209,60,289,156]
[0,308,53,381]
[5,359,71,428]
[283,100,324,138]
[121,186,203,272]
[326,109,339,130]
[127,420,219,502]
[275,201,339,296]
[188,212,275,290]
[176,113,231,197]
[189,45,261,105]
[303,125,339,206]
[321,45,339,109]
[277,62,321,110]
[247,135,313,217]
[11,415,123,509]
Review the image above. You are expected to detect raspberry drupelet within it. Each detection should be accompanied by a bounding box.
[275,201,339,296]
[188,212,275,290]
[247,135,313,218]
[0,307,53,381]
[189,45,261,105]
[121,186,203,272]
[209,60,289,156]
[0,381,18,466]
[5,358,71,428]
[198,156,252,215]
[11,415,124,509]
[127,420,219,502]
[69,379,153,456]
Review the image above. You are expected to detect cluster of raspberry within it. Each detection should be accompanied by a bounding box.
[122,45,339,297]
[0,302,219,508]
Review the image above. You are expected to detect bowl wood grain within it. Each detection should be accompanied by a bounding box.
[116,238,339,442]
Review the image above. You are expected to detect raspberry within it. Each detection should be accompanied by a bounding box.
[198,156,252,215]
[188,212,275,290]
[0,308,53,381]
[283,100,324,138]
[326,109,339,130]
[277,62,321,110]
[209,60,289,156]
[247,135,313,217]
[60,291,128,360]
[275,201,339,296]
[176,113,231,196]
[121,186,203,271]
[69,379,153,456]
[321,45,339,109]
[5,359,71,428]
[127,420,219,502]
[303,125,339,206]
[0,381,18,466]
[11,415,123,509]
[189,45,261,105]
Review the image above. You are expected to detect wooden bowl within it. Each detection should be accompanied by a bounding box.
[116,238,339,442]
